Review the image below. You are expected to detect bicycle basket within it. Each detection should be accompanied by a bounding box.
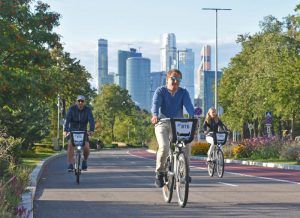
[170,118,198,143]
[71,131,86,147]
[214,132,228,145]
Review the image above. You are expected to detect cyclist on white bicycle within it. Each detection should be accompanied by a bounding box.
[203,107,228,162]
[151,69,194,188]
[64,95,95,172]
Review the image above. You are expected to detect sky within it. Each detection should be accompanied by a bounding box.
[41,0,299,88]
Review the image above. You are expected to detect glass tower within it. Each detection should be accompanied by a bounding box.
[178,49,195,105]
[98,39,108,91]
[126,57,151,111]
[117,48,142,89]
[160,33,177,72]
[201,70,223,115]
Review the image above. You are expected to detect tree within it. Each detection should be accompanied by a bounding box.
[0,0,95,149]
[93,85,135,143]
[219,12,300,138]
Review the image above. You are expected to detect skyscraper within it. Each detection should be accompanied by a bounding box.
[178,49,195,105]
[126,57,151,111]
[98,39,113,92]
[117,48,142,89]
[201,70,222,115]
[160,33,177,72]
[195,45,212,101]
[150,71,165,103]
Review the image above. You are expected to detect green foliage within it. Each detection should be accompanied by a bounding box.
[0,1,95,149]
[280,141,300,161]
[93,84,135,143]
[148,135,158,151]
[219,11,300,138]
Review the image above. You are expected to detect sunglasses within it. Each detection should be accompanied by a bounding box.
[78,100,84,103]
[169,76,182,82]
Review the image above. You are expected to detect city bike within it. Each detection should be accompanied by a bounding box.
[207,131,228,178]
[161,118,198,208]
[70,131,87,184]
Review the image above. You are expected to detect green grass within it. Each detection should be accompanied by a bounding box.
[20,146,59,169]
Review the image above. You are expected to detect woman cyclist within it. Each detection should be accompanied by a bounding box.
[203,107,228,162]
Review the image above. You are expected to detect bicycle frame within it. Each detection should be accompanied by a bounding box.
[70,131,86,184]
[161,118,197,208]
[207,131,227,178]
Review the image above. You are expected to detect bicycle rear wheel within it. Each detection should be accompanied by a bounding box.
[216,149,224,178]
[162,156,174,203]
[176,153,189,208]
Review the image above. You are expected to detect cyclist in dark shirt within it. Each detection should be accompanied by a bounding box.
[64,95,95,171]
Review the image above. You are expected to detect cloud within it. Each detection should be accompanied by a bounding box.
[63,39,241,89]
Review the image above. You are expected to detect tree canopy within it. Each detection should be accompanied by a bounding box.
[219,8,300,138]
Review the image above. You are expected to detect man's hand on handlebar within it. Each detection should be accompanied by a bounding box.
[64,131,69,137]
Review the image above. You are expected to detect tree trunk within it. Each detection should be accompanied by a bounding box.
[278,117,282,140]
[111,116,115,142]
[291,113,295,139]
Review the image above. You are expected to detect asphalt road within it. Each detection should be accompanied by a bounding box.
[34,149,300,218]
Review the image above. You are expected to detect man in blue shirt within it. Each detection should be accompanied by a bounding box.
[64,95,95,172]
[151,69,194,187]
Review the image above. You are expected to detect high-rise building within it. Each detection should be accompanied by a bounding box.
[199,70,223,115]
[126,57,151,111]
[98,39,108,91]
[200,45,211,71]
[150,71,165,103]
[117,48,142,89]
[195,45,212,100]
[160,33,177,72]
[98,39,113,92]
[178,49,195,105]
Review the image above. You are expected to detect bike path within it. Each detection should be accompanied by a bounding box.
[130,149,300,184]
[34,149,300,218]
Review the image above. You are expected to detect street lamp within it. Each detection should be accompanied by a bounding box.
[202,8,231,113]
[57,94,61,149]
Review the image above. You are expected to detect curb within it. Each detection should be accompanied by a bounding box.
[147,149,300,171]
[20,152,65,218]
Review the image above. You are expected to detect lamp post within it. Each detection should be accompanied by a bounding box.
[57,94,61,149]
[202,8,231,113]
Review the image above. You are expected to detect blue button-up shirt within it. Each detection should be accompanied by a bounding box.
[151,86,194,118]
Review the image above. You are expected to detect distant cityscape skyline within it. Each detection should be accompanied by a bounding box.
[42,0,299,88]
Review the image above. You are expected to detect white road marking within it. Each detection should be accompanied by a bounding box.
[228,172,300,185]
[218,182,238,187]
[127,151,153,161]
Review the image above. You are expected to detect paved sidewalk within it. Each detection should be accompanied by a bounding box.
[20,152,66,218]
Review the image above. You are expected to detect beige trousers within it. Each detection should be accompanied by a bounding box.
[155,120,190,173]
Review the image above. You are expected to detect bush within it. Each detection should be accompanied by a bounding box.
[223,144,235,158]
[280,141,300,161]
[148,136,158,151]
[0,164,30,217]
[89,138,98,149]
[191,141,210,155]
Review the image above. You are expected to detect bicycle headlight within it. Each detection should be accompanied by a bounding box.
[77,146,82,150]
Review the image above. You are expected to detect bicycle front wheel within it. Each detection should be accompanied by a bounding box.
[207,158,215,177]
[75,153,81,184]
[216,149,224,178]
[176,153,189,208]
[162,156,174,203]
